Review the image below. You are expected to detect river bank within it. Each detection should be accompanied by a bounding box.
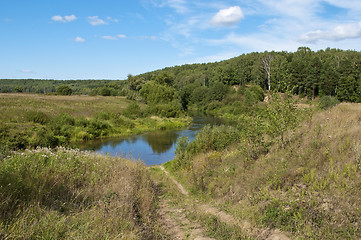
[0,93,190,155]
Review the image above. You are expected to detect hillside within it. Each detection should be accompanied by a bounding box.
[163,102,361,239]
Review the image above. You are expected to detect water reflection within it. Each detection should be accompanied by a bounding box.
[142,131,179,154]
[81,116,221,166]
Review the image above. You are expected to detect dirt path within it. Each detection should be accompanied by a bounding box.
[157,166,291,240]
[158,196,215,240]
[156,166,216,240]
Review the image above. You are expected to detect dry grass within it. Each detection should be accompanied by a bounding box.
[0,147,163,239]
[0,93,134,120]
[167,103,361,239]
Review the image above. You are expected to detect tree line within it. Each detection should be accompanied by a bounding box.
[1,47,360,108]
[129,47,360,103]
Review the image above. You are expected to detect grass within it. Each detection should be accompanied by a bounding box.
[0,93,190,154]
[0,147,164,239]
[166,102,361,239]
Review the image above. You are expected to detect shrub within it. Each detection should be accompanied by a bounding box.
[56,85,72,95]
[100,87,111,96]
[146,102,182,118]
[122,102,142,118]
[319,95,340,110]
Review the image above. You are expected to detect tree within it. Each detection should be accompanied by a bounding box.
[56,85,72,95]
[140,81,176,105]
[262,54,274,91]
[100,87,111,96]
[265,93,299,147]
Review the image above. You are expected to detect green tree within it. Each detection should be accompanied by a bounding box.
[100,87,111,96]
[265,93,299,147]
[140,81,176,104]
[56,85,72,95]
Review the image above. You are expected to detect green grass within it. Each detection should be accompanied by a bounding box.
[0,93,190,154]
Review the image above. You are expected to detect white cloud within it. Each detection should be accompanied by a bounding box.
[51,14,77,23]
[167,0,189,13]
[87,16,107,26]
[211,6,244,26]
[149,0,189,14]
[101,34,127,40]
[106,17,119,22]
[300,21,361,43]
[102,36,118,40]
[194,51,239,63]
[74,37,85,42]
[140,36,158,40]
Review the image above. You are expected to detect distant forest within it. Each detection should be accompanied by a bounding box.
[0,79,126,96]
[1,47,361,104]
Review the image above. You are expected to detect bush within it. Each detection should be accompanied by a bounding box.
[100,87,112,96]
[146,102,182,118]
[319,95,340,110]
[248,84,265,101]
[56,85,72,95]
[123,102,142,118]
[25,111,50,125]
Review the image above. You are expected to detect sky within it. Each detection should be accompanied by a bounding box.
[1,0,361,80]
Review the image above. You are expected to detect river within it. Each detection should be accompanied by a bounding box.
[80,117,220,166]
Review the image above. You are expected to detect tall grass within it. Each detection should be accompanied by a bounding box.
[167,103,361,239]
[0,147,162,239]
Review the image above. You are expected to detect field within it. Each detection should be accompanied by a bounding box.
[0,93,189,153]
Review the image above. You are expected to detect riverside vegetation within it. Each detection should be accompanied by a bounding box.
[0,94,189,155]
[1,47,361,239]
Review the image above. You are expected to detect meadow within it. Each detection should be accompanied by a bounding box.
[0,93,189,154]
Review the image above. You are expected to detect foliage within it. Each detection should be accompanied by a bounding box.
[56,85,72,95]
[0,94,189,153]
[265,93,299,145]
[122,101,142,118]
[318,95,340,109]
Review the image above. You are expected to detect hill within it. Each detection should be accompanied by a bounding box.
[163,102,361,239]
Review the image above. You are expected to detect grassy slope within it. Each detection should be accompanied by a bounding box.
[0,147,164,239]
[166,103,361,239]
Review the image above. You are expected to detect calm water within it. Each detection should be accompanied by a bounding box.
[80,117,220,166]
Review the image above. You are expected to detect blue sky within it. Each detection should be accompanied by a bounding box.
[1,0,361,80]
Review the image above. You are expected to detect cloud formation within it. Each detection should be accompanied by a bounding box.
[51,14,77,23]
[211,6,244,26]
[87,16,107,26]
[102,34,127,40]
[300,21,361,43]
[74,37,85,42]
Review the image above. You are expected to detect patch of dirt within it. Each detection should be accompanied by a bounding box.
[158,166,291,240]
[158,196,215,239]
